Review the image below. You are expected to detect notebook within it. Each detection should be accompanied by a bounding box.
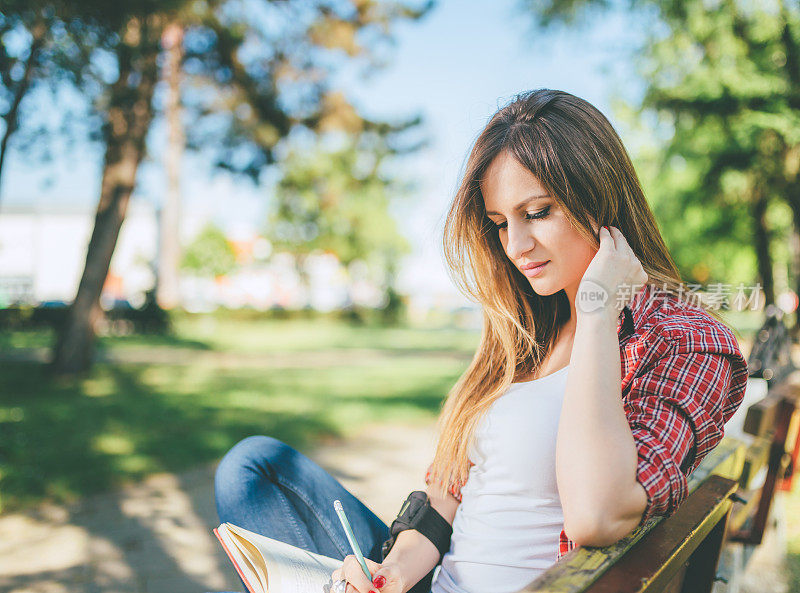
[214,522,342,593]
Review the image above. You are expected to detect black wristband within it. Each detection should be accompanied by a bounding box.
[380,491,453,564]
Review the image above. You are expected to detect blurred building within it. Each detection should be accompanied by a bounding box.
[0,201,157,307]
[0,201,412,313]
[0,199,480,327]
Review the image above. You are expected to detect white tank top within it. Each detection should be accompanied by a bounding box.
[430,365,569,593]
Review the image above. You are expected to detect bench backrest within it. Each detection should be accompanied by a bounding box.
[520,438,745,593]
[521,310,798,593]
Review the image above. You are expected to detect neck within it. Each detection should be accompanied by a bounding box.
[563,281,579,329]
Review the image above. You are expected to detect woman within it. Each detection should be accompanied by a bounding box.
[214,89,748,593]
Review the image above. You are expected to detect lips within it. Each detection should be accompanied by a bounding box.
[520,261,549,270]
[520,260,550,277]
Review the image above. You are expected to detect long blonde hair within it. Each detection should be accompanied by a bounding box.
[428,89,684,498]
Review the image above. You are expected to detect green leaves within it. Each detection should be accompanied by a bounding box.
[180,222,238,278]
[524,0,800,297]
[268,136,410,271]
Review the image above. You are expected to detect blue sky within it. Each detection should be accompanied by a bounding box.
[1,0,648,300]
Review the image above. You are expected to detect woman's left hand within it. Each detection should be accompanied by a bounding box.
[331,556,404,593]
[577,226,648,320]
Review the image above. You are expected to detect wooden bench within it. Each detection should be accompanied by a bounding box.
[520,309,800,593]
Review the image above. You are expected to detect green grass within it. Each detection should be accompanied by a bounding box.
[152,315,482,353]
[789,485,800,591]
[1,311,797,588]
[0,328,55,350]
[0,316,481,354]
[0,310,766,514]
[0,318,479,513]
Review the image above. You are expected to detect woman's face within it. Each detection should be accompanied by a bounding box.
[481,151,597,298]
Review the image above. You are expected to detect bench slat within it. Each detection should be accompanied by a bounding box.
[575,475,738,593]
[738,432,772,489]
[744,393,781,437]
[521,438,744,592]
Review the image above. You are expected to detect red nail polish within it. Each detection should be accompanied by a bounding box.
[373,575,386,588]
[371,590,379,593]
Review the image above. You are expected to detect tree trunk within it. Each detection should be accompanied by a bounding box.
[294,253,311,308]
[51,16,162,375]
[0,16,47,200]
[751,188,775,306]
[157,22,184,309]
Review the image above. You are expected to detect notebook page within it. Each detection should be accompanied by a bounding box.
[226,523,342,593]
[215,525,265,593]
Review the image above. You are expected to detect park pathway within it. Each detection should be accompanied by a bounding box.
[0,347,472,368]
[0,420,791,593]
[0,422,439,593]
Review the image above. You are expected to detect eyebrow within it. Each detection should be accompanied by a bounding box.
[485,194,550,216]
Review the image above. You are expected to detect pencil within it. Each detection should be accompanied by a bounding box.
[333,499,372,581]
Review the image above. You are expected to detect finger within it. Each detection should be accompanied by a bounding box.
[607,225,623,242]
[331,568,343,582]
[370,567,392,590]
[371,573,387,590]
[343,556,374,593]
[610,227,643,266]
[598,226,616,250]
[608,226,633,253]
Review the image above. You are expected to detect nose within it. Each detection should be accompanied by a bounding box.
[504,221,535,262]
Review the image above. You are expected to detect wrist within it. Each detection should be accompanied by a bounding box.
[576,307,619,333]
[375,561,406,593]
[379,547,425,593]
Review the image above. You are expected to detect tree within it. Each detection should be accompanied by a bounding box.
[48,0,432,374]
[521,0,800,313]
[156,21,184,309]
[0,1,93,198]
[635,0,799,307]
[181,222,237,278]
[51,6,166,374]
[269,132,415,306]
[0,7,47,196]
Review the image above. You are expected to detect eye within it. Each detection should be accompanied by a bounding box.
[490,205,551,230]
[526,205,551,221]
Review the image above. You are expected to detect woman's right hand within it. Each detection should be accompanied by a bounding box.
[331,555,406,593]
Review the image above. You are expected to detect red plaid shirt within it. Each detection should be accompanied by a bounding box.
[425,283,749,562]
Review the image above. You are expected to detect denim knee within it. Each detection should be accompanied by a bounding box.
[215,436,290,504]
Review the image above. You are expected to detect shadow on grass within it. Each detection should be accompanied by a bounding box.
[0,361,268,593]
[0,329,216,357]
[0,355,455,591]
[96,333,214,351]
[0,357,455,512]
[0,361,338,512]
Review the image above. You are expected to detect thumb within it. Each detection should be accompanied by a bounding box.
[370,565,398,590]
[372,573,387,589]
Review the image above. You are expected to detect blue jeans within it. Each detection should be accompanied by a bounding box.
[214,436,435,593]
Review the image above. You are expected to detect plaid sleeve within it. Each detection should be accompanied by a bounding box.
[624,347,745,524]
[556,347,746,562]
